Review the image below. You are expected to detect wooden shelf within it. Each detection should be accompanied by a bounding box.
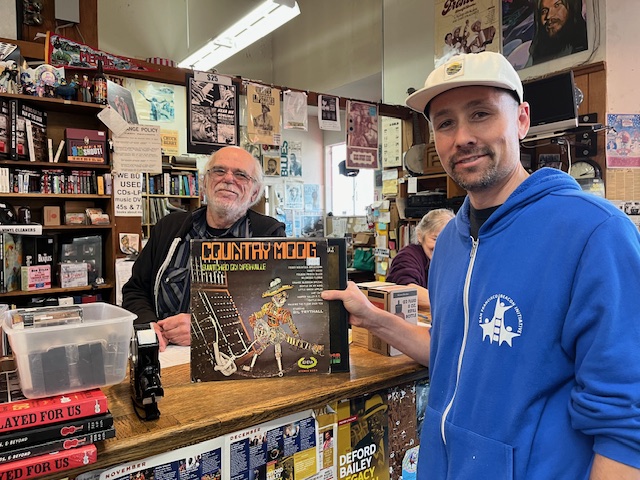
[3,193,111,199]
[42,224,114,231]
[144,194,200,199]
[0,160,111,170]
[0,92,104,114]
[0,282,114,299]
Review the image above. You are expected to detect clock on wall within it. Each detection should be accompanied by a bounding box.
[569,158,602,180]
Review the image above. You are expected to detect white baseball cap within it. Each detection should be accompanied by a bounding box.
[406,52,524,118]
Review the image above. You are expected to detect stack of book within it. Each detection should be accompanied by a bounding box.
[0,388,114,479]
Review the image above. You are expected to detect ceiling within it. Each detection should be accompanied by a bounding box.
[97,0,383,103]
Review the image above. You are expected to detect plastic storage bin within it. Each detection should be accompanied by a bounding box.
[2,302,136,399]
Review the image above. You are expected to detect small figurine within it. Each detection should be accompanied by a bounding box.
[54,78,78,100]
[0,61,20,94]
[80,74,92,103]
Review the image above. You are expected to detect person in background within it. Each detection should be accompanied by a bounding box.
[385,208,454,309]
[323,52,640,478]
[527,0,588,66]
[123,146,286,351]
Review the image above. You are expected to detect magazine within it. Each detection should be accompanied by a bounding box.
[190,238,335,381]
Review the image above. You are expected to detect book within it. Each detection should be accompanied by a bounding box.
[0,426,115,462]
[190,238,336,380]
[19,102,47,163]
[0,411,114,453]
[336,392,390,480]
[2,232,23,293]
[0,99,9,158]
[8,98,26,160]
[0,443,97,479]
[0,389,108,434]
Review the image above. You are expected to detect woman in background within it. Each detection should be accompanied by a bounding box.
[386,208,454,309]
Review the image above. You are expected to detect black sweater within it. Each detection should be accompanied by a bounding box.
[122,206,286,324]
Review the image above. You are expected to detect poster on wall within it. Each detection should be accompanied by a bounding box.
[606,114,640,168]
[187,71,238,154]
[318,94,341,131]
[502,0,588,70]
[262,144,281,176]
[129,80,175,123]
[283,90,308,131]
[434,0,500,67]
[282,140,302,177]
[247,84,281,145]
[346,100,379,170]
[285,181,304,210]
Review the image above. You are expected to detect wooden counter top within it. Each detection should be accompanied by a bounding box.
[69,347,427,476]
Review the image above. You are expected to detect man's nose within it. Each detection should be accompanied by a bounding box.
[453,121,478,147]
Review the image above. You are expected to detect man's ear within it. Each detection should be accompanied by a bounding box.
[517,102,531,140]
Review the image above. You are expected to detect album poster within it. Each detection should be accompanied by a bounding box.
[190,238,332,381]
[106,80,138,124]
[247,84,281,145]
[346,100,379,170]
[434,0,500,67]
[503,0,588,70]
[187,71,238,154]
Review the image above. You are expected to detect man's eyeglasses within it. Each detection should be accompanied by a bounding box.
[207,166,255,185]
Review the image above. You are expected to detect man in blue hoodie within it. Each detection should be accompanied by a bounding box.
[323,52,640,479]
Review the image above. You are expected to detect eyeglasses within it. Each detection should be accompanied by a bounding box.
[207,166,255,185]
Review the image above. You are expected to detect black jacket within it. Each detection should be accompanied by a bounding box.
[122,206,286,324]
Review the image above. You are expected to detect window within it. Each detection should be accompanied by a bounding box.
[327,143,374,216]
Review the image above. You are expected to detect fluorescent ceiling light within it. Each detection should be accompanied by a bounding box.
[178,0,300,71]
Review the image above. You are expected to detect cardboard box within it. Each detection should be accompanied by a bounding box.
[64,128,107,164]
[20,265,51,291]
[359,283,418,356]
[43,206,61,226]
[353,282,396,348]
[59,262,88,288]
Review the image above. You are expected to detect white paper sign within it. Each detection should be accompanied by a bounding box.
[113,172,143,217]
[112,124,162,174]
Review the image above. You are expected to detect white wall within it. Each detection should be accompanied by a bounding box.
[605,0,638,114]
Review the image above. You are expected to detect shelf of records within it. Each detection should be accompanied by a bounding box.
[0,166,113,195]
[0,233,109,302]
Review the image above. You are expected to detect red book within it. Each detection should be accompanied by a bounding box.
[0,389,108,434]
[0,444,97,479]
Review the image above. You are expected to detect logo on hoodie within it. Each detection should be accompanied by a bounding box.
[478,294,523,347]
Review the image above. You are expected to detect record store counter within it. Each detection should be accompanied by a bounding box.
[70,346,428,476]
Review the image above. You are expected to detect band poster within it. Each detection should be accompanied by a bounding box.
[187,71,238,154]
[381,117,402,168]
[247,84,281,145]
[190,238,331,381]
[434,0,499,67]
[346,100,379,170]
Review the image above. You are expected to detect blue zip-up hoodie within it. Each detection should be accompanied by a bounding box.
[420,168,640,479]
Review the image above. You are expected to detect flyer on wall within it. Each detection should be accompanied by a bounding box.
[283,90,308,131]
[247,84,281,145]
[606,114,640,168]
[434,0,500,67]
[187,71,238,154]
[346,100,379,170]
[318,94,341,131]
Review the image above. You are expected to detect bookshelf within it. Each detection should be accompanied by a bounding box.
[141,164,201,237]
[0,92,123,307]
